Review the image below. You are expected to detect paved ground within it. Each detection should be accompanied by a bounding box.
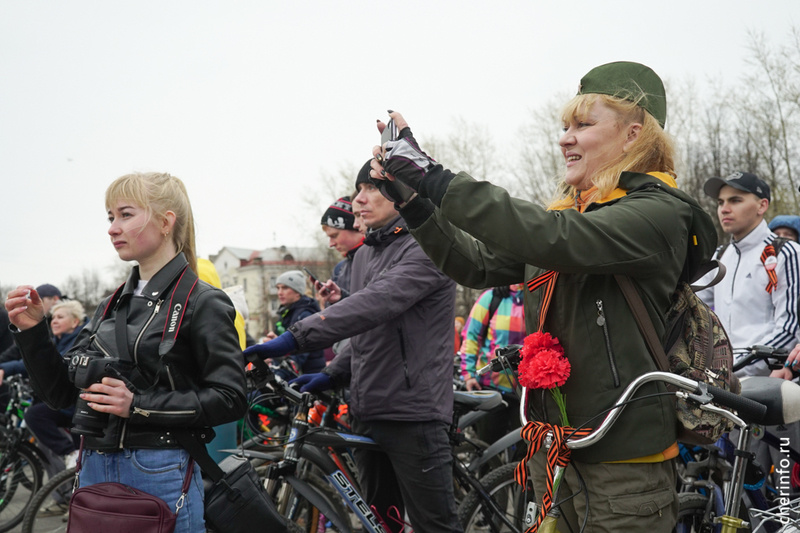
[8,512,67,532]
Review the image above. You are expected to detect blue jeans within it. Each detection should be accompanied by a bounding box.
[80,448,205,533]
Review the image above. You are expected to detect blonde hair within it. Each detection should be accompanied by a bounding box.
[548,93,676,210]
[51,300,86,323]
[105,172,198,272]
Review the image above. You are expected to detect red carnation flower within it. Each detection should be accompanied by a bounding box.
[520,331,563,360]
[518,331,572,425]
[518,332,569,389]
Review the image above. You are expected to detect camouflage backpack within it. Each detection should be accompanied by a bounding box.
[617,270,739,445]
[662,279,740,443]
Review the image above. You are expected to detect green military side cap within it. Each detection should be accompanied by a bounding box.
[578,61,667,128]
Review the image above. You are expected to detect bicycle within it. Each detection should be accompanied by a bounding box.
[239,361,533,533]
[0,375,48,533]
[677,345,800,532]
[20,466,74,533]
[485,341,800,533]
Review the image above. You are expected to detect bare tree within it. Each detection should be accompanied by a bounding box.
[423,117,506,185]
[61,269,112,310]
[737,30,800,213]
[508,94,569,205]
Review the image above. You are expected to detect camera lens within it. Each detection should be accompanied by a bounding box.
[70,397,109,437]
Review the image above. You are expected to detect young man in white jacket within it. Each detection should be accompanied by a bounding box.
[699,171,800,376]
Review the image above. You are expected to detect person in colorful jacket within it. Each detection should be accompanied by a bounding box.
[460,284,525,393]
[369,62,718,532]
[459,284,525,444]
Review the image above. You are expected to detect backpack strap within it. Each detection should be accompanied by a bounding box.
[772,236,790,256]
[688,260,727,292]
[474,289,505,348]
[172,429,226,482]
[614,275,670,372]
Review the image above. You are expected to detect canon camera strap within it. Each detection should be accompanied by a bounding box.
[158,267,199,356]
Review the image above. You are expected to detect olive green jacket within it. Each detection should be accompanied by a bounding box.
[410,171,717,462]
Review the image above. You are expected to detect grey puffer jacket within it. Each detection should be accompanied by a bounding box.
[289,216,456,423]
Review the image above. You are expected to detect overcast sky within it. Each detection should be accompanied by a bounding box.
[2,1,798,291]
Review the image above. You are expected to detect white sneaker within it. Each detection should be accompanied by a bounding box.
[62,450,79,470]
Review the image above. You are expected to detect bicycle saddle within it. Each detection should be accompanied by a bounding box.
[739,376,800,425]
[453,390,505,413]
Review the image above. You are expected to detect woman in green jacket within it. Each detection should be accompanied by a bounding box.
[369,62,717,532]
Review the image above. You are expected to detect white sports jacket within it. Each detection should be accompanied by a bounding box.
[699,219,800,376]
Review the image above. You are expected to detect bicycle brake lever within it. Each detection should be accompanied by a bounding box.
[682,382,715,405]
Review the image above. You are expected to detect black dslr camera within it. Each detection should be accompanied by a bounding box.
[68,350,134,437]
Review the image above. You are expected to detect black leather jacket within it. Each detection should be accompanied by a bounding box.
[14,254,247,452]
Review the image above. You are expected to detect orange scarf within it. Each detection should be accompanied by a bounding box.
[548,172,678,213]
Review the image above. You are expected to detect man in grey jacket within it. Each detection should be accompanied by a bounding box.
[244,170,460,533]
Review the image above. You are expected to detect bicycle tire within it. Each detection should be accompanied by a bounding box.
[458,462,531,533]
[20,466,75,533]
[0,442,45,533]
[674,492,714,533]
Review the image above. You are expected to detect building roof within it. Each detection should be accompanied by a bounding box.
[210,245,330,265]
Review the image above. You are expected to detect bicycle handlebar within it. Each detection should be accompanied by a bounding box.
[704,383,767,423]
[732,344,789,373]
[476,344,522,376]
[245,353,337,407]
[520,370,767,450]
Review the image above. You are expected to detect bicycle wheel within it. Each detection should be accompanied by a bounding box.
[0,442,45,533]
[674,492,713,533]
[270,473,353,533]
[458,462,532,533]
[20,467,75,533]
[453,435,496,504]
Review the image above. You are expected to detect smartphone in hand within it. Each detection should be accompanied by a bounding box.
[381,117,398,145]
[303,267,329,296]
[302,267,319,285]
[377,113,398,163]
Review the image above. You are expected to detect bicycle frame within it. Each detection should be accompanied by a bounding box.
[244,362,531,533]
[260,390,388,533]
[518,370,769,532]
[681,425,800,533]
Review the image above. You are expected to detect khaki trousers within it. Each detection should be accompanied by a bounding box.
[528,451,679,533]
